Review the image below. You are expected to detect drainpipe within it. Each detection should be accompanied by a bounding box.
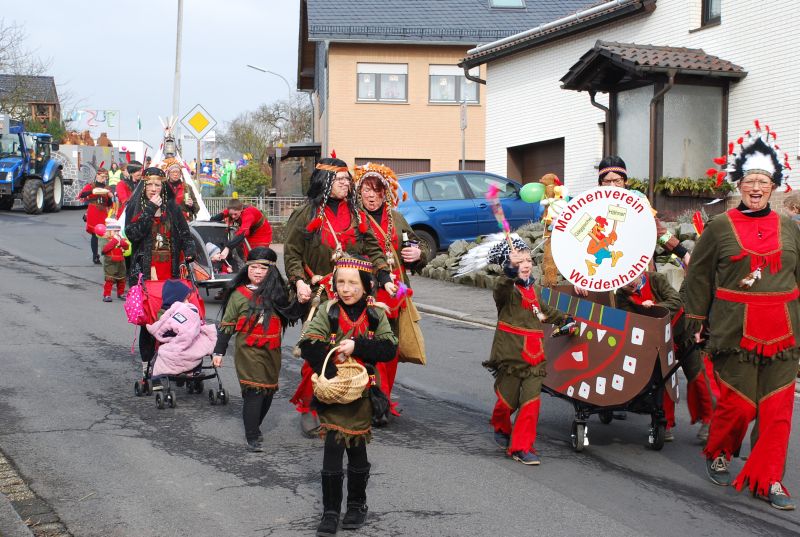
[589,90,610,156]
[648,70,676,206]
[463,66,486,85]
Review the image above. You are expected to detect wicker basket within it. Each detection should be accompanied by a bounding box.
[312,347,369,404]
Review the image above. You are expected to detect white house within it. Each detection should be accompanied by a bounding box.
[461,0,800,199]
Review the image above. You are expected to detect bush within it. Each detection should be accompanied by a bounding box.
[233,164,271,197]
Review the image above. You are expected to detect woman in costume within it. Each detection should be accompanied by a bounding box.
[164,161,199,221]
[684,120,799,510]
[354,162,427,422]
[298,255,398,536]
[212,247,308,452]
[78,166,113,264]
[283,157,392,436]
[125,167,196,379]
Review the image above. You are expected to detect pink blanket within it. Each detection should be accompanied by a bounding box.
[147,302,217,377]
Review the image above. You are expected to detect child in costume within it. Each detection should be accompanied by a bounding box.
[298,255,398,537]
[99,218,129,302]
[616,271,715,442]
[484,238,574,465]
[78,166,113,264]
[212,247,308,452]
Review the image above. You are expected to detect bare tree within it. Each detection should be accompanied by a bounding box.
[0,19,51,118]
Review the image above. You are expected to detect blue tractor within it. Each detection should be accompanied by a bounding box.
[0,114,67,214]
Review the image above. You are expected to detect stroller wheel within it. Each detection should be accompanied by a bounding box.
[649,422,666,451]
[219,389,228,405]
[186,382,195,394]
[155,393,164,409]
[194,380,204,394]
[166,393,176,408]
[134,381,142,397]
[598,411,613,425]
[208,389,217,406]
[570,421,587,453]
[144,380,152,396]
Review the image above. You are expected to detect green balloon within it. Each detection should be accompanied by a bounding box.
[520,182,544,203]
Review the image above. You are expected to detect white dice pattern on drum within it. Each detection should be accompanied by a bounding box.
[664,323,671,343]
[631,326,644,345]
[612,374,625,391]
[596,377,606,395]
[623,355,637,374]
[578,382,591,399]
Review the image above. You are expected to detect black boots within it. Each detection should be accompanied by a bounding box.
[317,471,343,537]
[242,391,273,452]
[341,465,370,530]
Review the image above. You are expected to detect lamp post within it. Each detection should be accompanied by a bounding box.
[246,64,293,144]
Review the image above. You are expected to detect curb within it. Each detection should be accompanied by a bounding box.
[414,302,495,328]
[0,490,34,537]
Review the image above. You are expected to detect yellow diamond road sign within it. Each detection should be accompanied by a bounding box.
[181,104,216,140]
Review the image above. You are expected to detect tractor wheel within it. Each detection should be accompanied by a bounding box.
[0,196,13,211]
[22,179,44,214]
[44,171,63,212]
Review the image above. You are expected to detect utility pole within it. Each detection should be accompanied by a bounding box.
[173,0,184,136]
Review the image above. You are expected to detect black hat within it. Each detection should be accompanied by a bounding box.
[162,279,191,309]
[143,167,165,179]
[127,160,143,174]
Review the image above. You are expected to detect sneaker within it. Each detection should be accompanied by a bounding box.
[756,482,796,511]
[511,450,541,465]
[246,438,264,452]
[493,431,510,450]
[706,456,731,486]
[664,429,674,442]
[117,293,126,300]
[697,423,710,443]
[102,296,112,303]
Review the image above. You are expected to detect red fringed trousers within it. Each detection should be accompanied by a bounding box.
[703,353,796,496]
[490,364,544,454]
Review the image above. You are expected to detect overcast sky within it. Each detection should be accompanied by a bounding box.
[3,0,300,160]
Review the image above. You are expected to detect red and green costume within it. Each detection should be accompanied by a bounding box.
[100,236,129,297]
[684,206,800,496]
[78,182,113,234]
[485,272,567,455]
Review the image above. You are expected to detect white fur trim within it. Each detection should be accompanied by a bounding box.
[741,152,776,177]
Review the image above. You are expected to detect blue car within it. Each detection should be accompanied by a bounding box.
[397,171,541,255]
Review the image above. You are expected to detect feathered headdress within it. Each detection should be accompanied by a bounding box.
[353,162,406,208]
[453,233,529,277]
[708,120,793,192]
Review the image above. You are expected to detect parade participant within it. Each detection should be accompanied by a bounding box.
[485,239,574,465]
[99,218,129,302]
[685,121,799,510]
[164,161,199,221]
[783,191,800,223]
[598,155,691,266]
[298,255,398,536]
[125,167,196,379]
[615,271,714,442]
[210,198,272,261]
[78,166,113,264]
[212,247,309,452]
[107,162,122,193]
[284,157,392,437]
[354,162,426,422]
[115,160,142,212]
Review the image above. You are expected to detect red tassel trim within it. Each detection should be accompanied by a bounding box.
[738,335,796,357]
[306,217,322,232]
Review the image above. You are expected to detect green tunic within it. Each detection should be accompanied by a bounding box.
[683,210,800,361]
[299,301,398,445]
[485,273,567,378]
[284,202,389,294]
[219,289,282,394]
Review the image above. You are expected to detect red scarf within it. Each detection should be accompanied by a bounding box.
[233,286,282,348]
[320,203,358,250]
[726,209,782,274]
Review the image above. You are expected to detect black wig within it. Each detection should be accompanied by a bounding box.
[598,155,628,185]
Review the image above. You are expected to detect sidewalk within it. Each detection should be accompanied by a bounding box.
[408,274,496,327]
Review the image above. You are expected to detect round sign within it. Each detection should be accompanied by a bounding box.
[550,186,656,291]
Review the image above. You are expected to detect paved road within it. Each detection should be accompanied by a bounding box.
[0,209,799,537]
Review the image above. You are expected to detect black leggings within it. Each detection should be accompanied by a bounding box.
[140,326,156,366]
[90,234,98,257]
[322,430,368,473]
[242,390,274,440]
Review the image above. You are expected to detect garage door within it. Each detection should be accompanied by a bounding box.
[506,138,564,184]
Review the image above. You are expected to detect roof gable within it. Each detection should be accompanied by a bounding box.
[0,74,59,103]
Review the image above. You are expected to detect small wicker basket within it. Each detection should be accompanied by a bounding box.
[312,347,369,404]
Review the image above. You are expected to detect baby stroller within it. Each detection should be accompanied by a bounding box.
[132,267,229,409]
[540,286,680,452]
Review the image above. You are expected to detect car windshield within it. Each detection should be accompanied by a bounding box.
[0,134,21,158]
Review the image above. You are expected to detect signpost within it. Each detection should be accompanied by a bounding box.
[180,104,217,172]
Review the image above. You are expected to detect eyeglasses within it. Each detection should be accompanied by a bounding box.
[601,178,625,186]
[740,179,772,189]
[332,177,351,184]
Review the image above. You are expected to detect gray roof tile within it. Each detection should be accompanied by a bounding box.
[0,74,59,103]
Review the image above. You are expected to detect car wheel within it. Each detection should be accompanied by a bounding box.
[413,229,437,260]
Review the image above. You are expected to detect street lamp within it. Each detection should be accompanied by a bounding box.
[246,64,293,144]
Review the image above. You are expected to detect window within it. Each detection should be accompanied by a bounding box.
[490,0,525,7]
[357,63,407,102]
[420,175,465,201]
[429,65,480,103]
[463,174,517,199]
[702,0,720,25]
